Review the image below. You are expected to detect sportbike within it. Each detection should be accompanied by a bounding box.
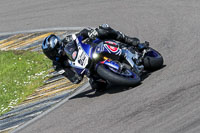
[64,34,163,87]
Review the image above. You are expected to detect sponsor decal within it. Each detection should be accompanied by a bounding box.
[104,41,119,53]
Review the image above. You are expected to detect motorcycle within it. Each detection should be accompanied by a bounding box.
[64,34,163,87]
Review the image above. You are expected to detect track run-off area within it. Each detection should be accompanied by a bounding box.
[1,0,200,133]
[0,29,87,132]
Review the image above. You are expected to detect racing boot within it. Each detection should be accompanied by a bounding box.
[116,31,140,47]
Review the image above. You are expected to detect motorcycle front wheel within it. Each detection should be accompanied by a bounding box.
[96,64,141,86]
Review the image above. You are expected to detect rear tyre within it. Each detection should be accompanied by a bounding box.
[97,64,141,86]
[143,48,164,70]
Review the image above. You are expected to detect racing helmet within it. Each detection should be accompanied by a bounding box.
[42,34,61,60]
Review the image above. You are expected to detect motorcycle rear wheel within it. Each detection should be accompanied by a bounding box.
[143,48,164,70]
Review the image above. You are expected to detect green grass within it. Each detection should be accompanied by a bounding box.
[0,50,51,115]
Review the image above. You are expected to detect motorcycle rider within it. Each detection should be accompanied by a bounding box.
[42,24,148,91]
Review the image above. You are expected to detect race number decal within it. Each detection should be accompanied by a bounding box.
[77,51,87,67]
[71,46,89,69]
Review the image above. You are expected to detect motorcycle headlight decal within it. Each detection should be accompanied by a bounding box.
[72,51,78,60]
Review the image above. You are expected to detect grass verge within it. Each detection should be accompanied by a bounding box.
[0,50,51,115]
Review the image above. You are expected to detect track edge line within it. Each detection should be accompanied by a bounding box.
[11,82,90,133]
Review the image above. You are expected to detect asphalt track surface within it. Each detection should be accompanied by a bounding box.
[1,0,200,133]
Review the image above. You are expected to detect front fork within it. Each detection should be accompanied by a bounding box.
[122,49,144,74]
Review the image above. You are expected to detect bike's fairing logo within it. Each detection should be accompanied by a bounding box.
[103,41,122,56]
[104,41,119,53]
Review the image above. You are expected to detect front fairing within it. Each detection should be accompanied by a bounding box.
[63,40,78,61]
[66,35,90,75]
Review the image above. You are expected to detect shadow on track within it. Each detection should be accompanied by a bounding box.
[70,85,136,99]
[70,65,166,100]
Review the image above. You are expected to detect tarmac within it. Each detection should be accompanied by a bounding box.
[1,0,200,133]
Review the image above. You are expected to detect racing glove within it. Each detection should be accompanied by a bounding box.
[62,35,73,44]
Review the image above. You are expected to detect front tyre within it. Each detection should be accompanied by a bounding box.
[96,64,141,86]
[143,48,164,70]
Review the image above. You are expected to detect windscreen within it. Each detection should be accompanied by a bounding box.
[64,40,78,61]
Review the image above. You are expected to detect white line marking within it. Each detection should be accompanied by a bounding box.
[11,82,90,133]
[0,27,87,36]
